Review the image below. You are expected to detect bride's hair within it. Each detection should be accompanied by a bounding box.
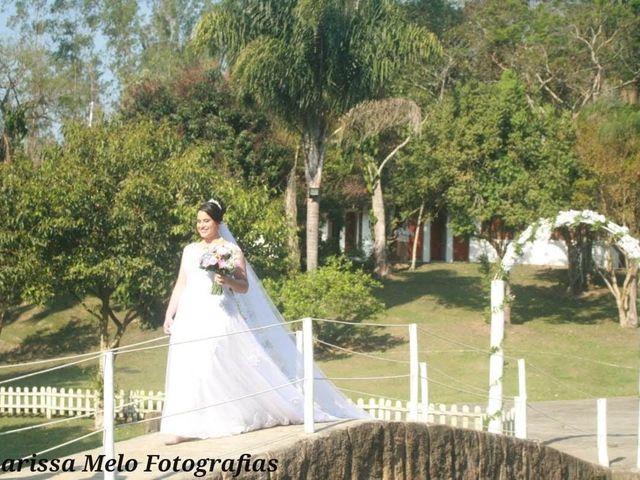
[199,198,226,223]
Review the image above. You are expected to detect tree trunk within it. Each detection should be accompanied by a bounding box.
[285,149,301,272]
[597,258,638,328]
[559,225,593,296]
[580,234,594,290]
[302,122,326,271]
[504,280,512,325]
[1,133,11,163]
[0,308,6,339]
[95,302,109,429]
[566,241,583,296]
[618,262,638,328]
[372,180,389,278]
[306,197,320,272]
[410,203,425,271]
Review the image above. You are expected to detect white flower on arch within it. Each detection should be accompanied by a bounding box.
[500,210,640,275]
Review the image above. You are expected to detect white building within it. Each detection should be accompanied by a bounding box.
[322,209,619,267]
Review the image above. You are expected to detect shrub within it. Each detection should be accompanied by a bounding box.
[264,256,385,347]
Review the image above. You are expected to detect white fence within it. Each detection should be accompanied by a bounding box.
[0,386,515,434]
[351,397,515,435]
[0,387,162,421]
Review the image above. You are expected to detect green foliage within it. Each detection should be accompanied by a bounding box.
[0,158,36,319]
[5,115,294,347]
[194,0,440,129]
[193,0,441,270]
[122,66,294,192]
[422,71,585,256]
[455,0,640,113]
[263,256,384,345]
[166,144,294,278]
[576,100,640,236]
[21,119,182,332]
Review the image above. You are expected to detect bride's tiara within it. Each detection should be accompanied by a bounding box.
[207,198,222,210]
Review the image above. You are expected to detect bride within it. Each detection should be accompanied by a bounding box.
[160,199,367,444]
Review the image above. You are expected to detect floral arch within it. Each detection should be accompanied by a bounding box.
[496,210,639,330]
[486,210,639,434]
[501,210,640,273]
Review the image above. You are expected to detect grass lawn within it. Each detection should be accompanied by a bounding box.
[1,262,638,459]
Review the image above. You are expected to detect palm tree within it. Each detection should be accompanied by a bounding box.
[339,98,421,277]
[192,0,439,270]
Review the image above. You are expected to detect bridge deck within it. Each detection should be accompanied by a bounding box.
[5,420,360,479]
[4,397,638,478]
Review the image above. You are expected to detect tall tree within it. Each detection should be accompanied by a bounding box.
[0,158,35,338]
[456,0,640,114]
[429,70,583,323]
[575,99,640,327]
[1,0,105,156]
[339,98,422,277]
[192,0,440,270]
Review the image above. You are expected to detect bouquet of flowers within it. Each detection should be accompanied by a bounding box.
[199,244,237,295]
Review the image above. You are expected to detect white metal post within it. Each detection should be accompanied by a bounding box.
[516,358,527,439]
[409,324,419,421]
[419,362,428,422]
[514,396,525,439]
[303,318,315,434]
[295,330,303,394]
[103,350,115,480]
[488,279,505,434]
[597,398,609,467]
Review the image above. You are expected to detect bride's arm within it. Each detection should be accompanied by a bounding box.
[215,248,249,294]
[163,251,188,333]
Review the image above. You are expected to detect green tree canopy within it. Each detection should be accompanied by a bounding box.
[192,0,440,270]
[13,116,292,351]
[427,70,584,257]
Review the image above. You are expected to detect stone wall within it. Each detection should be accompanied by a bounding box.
[209,421,640,480]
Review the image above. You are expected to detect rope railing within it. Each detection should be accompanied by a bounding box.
[113,319,305,356]
[0,319,303,371]
[0,353,102,386]
[1,312,630,470]
[335,386,408,403]
[310,317,411,328]
[416,325,488,355]
[420,349,482,354]
[114,379,302,429]
[0,350,105,370]
[0,410,97,436]
[318,374,410,381]
[426,376,504,403]
[425,364,488,396]
[525,402,592,435]
[111,335,169,352]
[21,429,102,460]
[0,395,150,437]
[315,338,411,364]
[505,350,637,371]
[518,360,595,398]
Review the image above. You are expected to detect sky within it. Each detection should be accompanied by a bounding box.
[0,1,120,122]
[0,2,15,37]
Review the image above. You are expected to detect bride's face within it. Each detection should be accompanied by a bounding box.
[197,210,219,241]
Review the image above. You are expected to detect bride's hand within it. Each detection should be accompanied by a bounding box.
[214,273,229,286]
[163,316,174,334]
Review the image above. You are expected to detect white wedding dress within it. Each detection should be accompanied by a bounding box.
[160,233,367,439]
